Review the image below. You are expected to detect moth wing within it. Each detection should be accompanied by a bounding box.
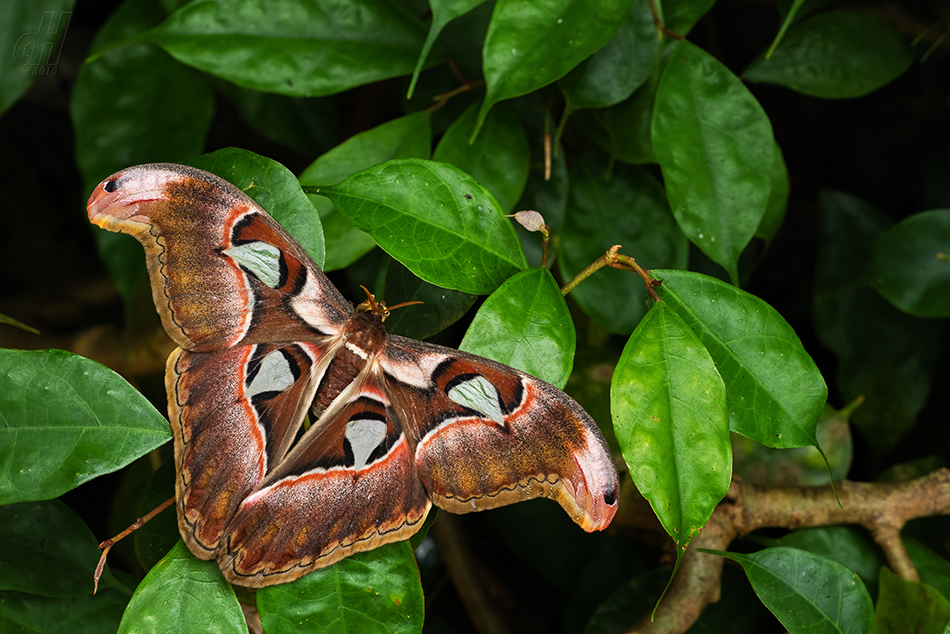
[380,335,619,533]
[167,340,336,561]
[87,163,352,352]
[216,370,431,587]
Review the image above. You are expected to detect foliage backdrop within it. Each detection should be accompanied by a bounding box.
[1,0,949,633]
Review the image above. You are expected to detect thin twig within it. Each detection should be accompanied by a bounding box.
[560,245,662,302]
[94,495,176,593]
[429,60,485,113]
[646,0,686,41]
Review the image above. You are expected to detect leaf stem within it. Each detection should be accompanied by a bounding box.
[94,495,175,593]
[429,60,485,113]
[560,245,662,302]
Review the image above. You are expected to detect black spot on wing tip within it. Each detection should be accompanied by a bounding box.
[604,487,618,506]
[104,179,118,193]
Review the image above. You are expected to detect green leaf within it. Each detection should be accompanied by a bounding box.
[0,0,76,115]
[871,209,950,318]
[117,541,244,634]
[744,11,912,98]
[653,269,828,449]
[300,111,432,271]
[73,0,214,301]
[406,0,485,99]
[383,261,477,340]
[191,147,326,269]
[316,159,528,295]
[256,543,424,634]
[475,0,629,137]
[576,59,661,165]
[0,588,128,634]
[732,402,854,486]
[813,191,944,461]
[663,0,717,35]
[558,0,659,111]
[0,500,128,597]
[611,301,731,551]
[559,155,688,334]
[653,41,774,283]
[708,547,874,634]
[0,349,171,504]
[905,537,950,603]
[772,526,885,595]
[459,267,575,388]
[873,567,950,634]
[141,0,427,97]
[433,102,529,213]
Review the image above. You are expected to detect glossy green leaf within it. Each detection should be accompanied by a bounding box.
[653,41,774,283]
[0,588,128,634]
[117,541,244,634]
[192,148,325,268]
[0,500,128,597]
[577,59,661,165]
[384,261,477,339]
[653,269,828,449]
[140,0,427,97]
[744,11,912,99]
[663,0,717,35]
[874,567,950,634]
[733,401,853,486]
[905,537,950,603]
[558,0,659,111]
[0,0,76,115]
[300,111,432,271]
[433,103,529,213]
[316,159,527,295]
[475,0,629,136]
[813,191,944,460]
[611,301,731,550]
[459,267,574,388]
[406,0,485,98]
[559,155,688,334]
[257,543,423,634]
[0,349,171,504]
[872,209,950,318]
[709,547,874,634]
[772,526,885,595]
[73,0,214,301]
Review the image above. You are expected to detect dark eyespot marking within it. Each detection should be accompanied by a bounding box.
[604,487,617,506]
[104,180,118,193]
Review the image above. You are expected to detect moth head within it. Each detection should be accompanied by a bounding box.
[354,285,422,323]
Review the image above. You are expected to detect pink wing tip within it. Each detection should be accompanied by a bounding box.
[86,164,184,228]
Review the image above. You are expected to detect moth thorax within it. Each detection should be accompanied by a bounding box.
[343,312,387,357]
